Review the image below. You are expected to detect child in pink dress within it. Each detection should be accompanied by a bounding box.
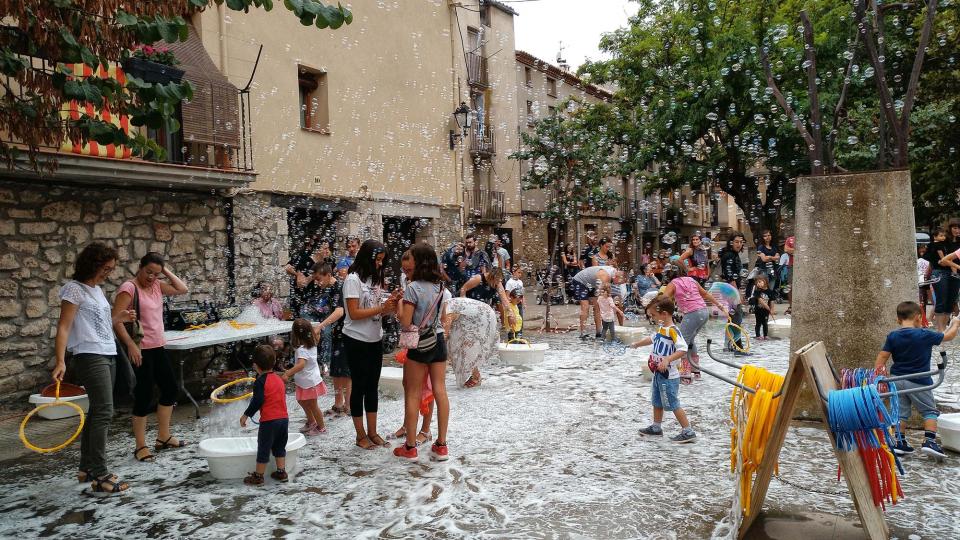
[597,284,624,343]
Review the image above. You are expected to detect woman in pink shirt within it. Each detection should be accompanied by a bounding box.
[662,264,728,378]
[113,252,189,463]
[252,281,284,319]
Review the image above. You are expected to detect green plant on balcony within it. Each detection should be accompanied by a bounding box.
[131,44,179,66]
[0,0,353,172]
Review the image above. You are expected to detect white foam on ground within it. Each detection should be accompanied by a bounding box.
[0,321,957,538]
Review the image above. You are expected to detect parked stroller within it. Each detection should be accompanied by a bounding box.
[536,264,566,305]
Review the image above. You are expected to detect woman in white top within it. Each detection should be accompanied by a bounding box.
[342,239,401,450]
[52,243,136,495]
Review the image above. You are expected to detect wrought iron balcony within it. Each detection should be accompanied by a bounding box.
[470,124,496,157]
[463,189,505,224]
[466,52,489,88]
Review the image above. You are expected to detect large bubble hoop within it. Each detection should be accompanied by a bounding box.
[210,377,256,404]
[19,380,85,454]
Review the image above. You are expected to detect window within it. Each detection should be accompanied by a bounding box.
[524,66,532,87]
[547,77,557,97]
[298,66,329,133]
[526,100,534,126]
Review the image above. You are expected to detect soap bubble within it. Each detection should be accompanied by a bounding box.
[662,231,677,245]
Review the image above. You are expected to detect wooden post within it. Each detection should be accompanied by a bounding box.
[737,342,889,540]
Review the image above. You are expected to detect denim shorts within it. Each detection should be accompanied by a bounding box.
[571,280,595,302]
[651,372,682,411]
[256,418,289,464]
[896,381,939,421]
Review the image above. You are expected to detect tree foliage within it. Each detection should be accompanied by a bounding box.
[584,0,960,235]
[509,99,620,328]
[0,0,352,171]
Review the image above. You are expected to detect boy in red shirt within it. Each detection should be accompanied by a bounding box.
[241,345,290,484]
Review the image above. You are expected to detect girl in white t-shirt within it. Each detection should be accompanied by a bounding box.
[283,319,327,435]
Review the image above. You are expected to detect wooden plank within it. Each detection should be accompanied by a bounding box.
[799,342,889,540]
[737,350,807,539]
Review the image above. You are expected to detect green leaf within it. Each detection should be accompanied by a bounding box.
[115,10,138,26]
[80,47,99,70]
[59,28,79,47]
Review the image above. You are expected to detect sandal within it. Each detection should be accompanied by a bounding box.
[464,376,480,388]
[355,435,376,450]
[89,474,130,496]
[154,436,188,451]
[244,471,264,485]
[417,430,433,446]
[78,470,117,483]
[134,446,155,462]
[389,427,407,440]
[368,433,390,448]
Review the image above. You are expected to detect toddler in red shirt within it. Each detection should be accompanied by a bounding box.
[241,345,290,484]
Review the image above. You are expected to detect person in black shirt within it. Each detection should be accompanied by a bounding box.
[747,230,779,301]
[928,222,960,331]
[719,233,747,353]
[751,275,775,340]
[580,231,599,269]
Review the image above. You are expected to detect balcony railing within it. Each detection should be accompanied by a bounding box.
[465,52,489,88]
[470,124,496,157]
[464,189,505,224]
[0,50,254,179]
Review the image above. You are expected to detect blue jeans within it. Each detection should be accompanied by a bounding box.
[651,372,681,412]
[932,269,959,314]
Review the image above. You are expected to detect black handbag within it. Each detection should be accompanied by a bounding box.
[123,286,144,345]
[113,334,137,398]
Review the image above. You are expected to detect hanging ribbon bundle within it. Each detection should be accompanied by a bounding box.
[729,365,784,514]
[827,368,903,510]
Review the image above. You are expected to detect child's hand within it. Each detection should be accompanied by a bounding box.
[658,359,670,372]
[629,341,642,348]
[240,415,248,428]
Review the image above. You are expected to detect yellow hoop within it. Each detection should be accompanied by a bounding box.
[725,319,751,353]
[210,377,255,404]
[19,381,85,454]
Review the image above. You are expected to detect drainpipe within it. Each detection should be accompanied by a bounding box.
[218,2,229,76]
[224,197,237,304]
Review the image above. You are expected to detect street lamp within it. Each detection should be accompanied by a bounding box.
[450,101,473,150]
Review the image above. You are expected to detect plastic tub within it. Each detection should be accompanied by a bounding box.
[768,318,791,339]
[198,433,306,480]
[380,366,404,396]
[939,413,960,453]
[498,343,549,365]
[615,326,646,345]
[28,393,89,420]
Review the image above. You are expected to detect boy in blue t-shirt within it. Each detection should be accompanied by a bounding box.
[875,301,959,459]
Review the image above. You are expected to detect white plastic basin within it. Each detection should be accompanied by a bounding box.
[630,345,654,382]
[28,393,89,420]
[198,433,306,480]
[768,318,791,339]
[380,366,404,396]
[615,326,646,345]
[939,413,960,453]
[498,343,549,365]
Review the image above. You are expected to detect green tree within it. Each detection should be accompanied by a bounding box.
[509,99,620,330]
[0,0,352,171]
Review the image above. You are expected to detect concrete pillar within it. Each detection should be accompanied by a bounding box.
[790,170,917,418]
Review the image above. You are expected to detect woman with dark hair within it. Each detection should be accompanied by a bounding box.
[394,244,451,461]
[113,252,189,463]
[285,236,336,317]
[343,239,401,449]
[592,237,613,267]
[561,243,580,301]
[719,233,747,353]
[678,234,710,284]
[53,243,135,494]
[661,263,729,378]
[746,230,779,301]
[931,221,960,331]
[459,266,515,387]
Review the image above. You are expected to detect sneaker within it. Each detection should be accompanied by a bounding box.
[270,469,289,482]
[892,438,915,456]
[243,472,264,485]
[299,421,317,433]
[639,425,663,436]
[430,442,449,461]
[393,444,418,461]
[579,334,590,341]
[670,430,697,444]
[921,438,947,460]
[306,426,328,436]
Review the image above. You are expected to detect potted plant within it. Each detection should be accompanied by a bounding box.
[122,44,184,83]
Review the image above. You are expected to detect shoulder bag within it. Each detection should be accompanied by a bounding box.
[398,285,444,353]
[123,285,144,345]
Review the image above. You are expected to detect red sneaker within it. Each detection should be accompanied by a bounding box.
[430,442,449,461]
[393,444,418,461]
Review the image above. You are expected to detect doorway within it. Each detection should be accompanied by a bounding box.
[382,217,424,289]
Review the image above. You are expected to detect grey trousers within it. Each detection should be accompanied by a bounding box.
[678,308,710,363]
[72,353,116,477]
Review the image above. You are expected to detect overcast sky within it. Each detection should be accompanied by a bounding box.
[510,0,636,70]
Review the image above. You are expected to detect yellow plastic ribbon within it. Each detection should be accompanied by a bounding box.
[730,365,784,515]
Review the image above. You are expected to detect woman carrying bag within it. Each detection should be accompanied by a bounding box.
[113,252,189,463]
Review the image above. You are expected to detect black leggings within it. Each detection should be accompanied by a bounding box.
[755,310,769,338]
[344,334,383,417]
[133,347,178,417]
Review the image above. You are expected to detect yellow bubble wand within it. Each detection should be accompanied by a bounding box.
[20,380,85,454]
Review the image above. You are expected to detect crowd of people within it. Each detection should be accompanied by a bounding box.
[49,221,960,492]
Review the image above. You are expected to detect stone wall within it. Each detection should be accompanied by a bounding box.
[0,182,293,404]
